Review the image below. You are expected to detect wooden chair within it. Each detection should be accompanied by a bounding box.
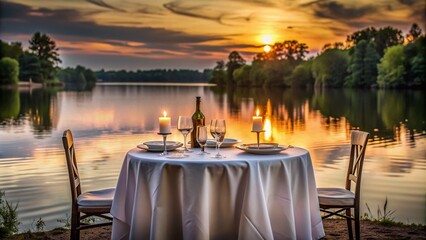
[62,130,115,240]
[317,130,369,240]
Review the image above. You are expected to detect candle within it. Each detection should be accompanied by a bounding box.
[159,111,171,133]
[252,109,263,132]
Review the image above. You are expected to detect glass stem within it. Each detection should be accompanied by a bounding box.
[183,134,188,151]
[216,143,221,157]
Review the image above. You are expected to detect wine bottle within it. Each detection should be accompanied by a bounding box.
[191,96,205,148]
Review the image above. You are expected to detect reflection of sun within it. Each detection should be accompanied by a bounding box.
[261,34,273,45]
[263,45,271,52]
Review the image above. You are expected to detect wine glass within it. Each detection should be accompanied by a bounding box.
[196,126,210,155]
[177,116,193,153]
[210,119,226,158]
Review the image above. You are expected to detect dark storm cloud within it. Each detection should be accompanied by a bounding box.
[86,0,125,12]
[0,1,224,47]
[312,1,376,20]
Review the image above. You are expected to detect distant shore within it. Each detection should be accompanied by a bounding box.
[96,82,216,87]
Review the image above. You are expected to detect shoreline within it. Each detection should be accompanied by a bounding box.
[7,219,426,240]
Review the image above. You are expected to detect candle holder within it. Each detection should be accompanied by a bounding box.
[157,132,171,156]
[251,130,265,149]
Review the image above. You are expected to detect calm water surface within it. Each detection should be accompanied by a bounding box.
[0,84,425,231]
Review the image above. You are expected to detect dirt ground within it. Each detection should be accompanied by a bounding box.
[7,219,426,240]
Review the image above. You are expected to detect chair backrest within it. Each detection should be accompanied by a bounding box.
[62,130,82,206]
[345,130,369,203]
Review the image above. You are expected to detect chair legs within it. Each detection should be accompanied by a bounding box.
[71,211,80,240]
[355,207,360,240]
[346,209,353,240]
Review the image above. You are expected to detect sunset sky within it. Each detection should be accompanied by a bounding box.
[0,0,425,70]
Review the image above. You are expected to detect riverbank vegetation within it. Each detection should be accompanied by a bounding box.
[0,33,212,87]
[0,33,96,90]
[210,23,425,89]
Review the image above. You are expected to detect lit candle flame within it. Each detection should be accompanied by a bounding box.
[163,111,167,117]
[256,109,260,117]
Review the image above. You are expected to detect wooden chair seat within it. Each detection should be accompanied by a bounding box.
[317,187,355,207]
[77,188,115,207]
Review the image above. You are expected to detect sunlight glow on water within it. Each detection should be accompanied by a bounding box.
[0,85,425,231]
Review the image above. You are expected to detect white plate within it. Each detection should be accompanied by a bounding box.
[245,143,279,149]
[206,138,241,148]
[143,141,182,150]
[137,142,183,152]
[236,144,289,155]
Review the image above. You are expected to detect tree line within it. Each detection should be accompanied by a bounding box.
[96,69,212,83]
[0,32,97,90]
[0,32,213,87]
[210,23,425,89]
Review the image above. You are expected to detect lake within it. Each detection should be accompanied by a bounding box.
[0,84,425,231]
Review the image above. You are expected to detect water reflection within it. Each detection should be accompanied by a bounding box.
[0,88,61,137]
[0,85,425,229]
[1,86,425,142]
[208,87,425,142]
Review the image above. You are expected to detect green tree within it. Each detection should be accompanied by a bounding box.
[403,35,426,88]
[0,41,23,60]
[347,26,404,56]
[248,61,269,86]
[286,60,314,87]
[0,57,19,85]
[210,60,226,85]
[312,49,349,87]
[346,40,379,87]
[19,52,42,82]
[28,32,61,81]
[57,65,97,90]
[233,65,252,86]
[226,51,245,85]
[377,45,406,88]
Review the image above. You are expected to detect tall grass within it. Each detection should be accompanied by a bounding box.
[0,191,20,238]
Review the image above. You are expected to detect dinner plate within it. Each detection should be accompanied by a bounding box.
[206,138,241,148]
[245,143,279,149]
[137,141,183,152]
[236,144,289,155]
[143,141,182,150]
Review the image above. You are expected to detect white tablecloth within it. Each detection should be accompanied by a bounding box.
[111,147,324,240]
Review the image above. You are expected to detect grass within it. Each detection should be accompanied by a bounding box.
[0,191,20,239]
[363,197,424,227]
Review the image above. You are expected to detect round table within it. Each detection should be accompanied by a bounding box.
[111,147,325,240]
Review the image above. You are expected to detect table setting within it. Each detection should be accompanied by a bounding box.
[111,97,325,240]
[136,108,291,158]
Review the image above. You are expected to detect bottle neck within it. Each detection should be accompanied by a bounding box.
[196,100,201,111]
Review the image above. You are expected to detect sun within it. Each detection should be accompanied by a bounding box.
[260,34,273,45]
[263,45,271,52]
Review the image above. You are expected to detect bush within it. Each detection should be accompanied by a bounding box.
[0,191,20,238]
[0,57,19,85]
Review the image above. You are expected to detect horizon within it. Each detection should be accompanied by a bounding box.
[0,0,425,71]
